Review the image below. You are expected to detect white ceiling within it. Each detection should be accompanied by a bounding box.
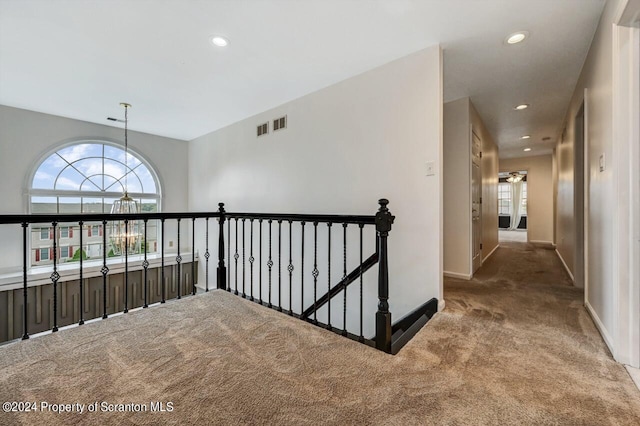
[0,0,605,157]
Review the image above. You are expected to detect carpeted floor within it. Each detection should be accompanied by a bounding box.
[1,241,639,425]
[499,229,528,243]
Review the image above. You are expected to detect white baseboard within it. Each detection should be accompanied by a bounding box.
[443,271,472,280]
[625,366,640,391]
[530,240,555,248]
[438,299,446,312]
[585,300,616,358]
[555,249,574,282]
[482,244,499,263]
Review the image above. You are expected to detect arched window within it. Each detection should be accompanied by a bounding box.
[29,142,161,266]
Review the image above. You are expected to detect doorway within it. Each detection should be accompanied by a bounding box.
[574,102,585,288]
[498,170,528,243]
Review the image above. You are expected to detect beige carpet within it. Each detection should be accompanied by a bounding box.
[1,241,639,425]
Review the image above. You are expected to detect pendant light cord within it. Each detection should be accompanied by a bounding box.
[120,102,131,197]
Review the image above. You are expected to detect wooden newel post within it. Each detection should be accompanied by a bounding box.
[375,198,395,353]
[217,203,227,290]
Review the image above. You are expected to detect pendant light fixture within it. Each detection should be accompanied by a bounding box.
[506,172,524,183]
[109,102,142,256]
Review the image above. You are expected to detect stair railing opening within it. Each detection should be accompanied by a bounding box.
[0,199,434,354]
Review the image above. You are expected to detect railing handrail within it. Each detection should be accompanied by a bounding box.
[0,212,222,225]
[225,212,375,225]
[0,211,375,226]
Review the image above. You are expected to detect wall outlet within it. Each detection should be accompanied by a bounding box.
[169,240,174,248]
[426,161,436,176]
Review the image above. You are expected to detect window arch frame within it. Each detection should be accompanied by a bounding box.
[27,138,163,213]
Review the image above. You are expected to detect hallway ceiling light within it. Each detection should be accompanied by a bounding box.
[514,104,529,111]
[211,36,229,47]
[521,135,531,139]
[524,148,532,152]
[506,31,528,44]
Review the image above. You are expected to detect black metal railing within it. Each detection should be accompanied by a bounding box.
[220,199,395,350]
[0,199,416,354]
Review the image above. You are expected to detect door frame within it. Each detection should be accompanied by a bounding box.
[574,99,587,290]
[470,126,482,276]
[612,13,640,367]
[582,91,590,304]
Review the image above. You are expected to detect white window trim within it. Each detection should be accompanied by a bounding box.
[26,140,163,270]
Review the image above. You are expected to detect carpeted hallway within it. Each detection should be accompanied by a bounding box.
[0,242,639,425]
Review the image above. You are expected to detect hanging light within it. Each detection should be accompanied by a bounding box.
[506,172,524,183]
[109,103,142,256]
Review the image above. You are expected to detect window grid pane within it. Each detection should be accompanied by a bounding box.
[29,142,161,267]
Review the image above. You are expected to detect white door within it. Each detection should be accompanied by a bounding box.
[472,131,482,274]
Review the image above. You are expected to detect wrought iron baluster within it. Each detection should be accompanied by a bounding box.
[204,217,211,293]
[259,219,263,303]
[267,219,273,308]
[234,218,239,295]
[79,221,84,325]
[327,223,332,330]
[143,219,149,307]
[249,219,254,301]
[51,222,59,331]
[288,220,293,315]
[342,223,348,336]
[192,217,196,296]
[161,218,166,303]
[226,218,230,291]
[124,219,129,312]
[21,222,29,340]
[176,218,182,299]
[205,217,210,292]
[301,222,305,315]
[102,220,109,317]
[312,222,319,324]
[278,220,282,312]
[359,223,364,342]
[242,218,246,298]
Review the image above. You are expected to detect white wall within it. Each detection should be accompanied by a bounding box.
[500,155,554,244]
[189,46,444,334]
[555,0,639,365]
[0,105,189,269]
[443,97,499,278]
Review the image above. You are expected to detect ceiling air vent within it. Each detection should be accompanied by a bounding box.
[257,122,269,137]
[273,115,287,132]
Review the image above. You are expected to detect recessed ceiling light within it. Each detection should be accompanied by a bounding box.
[211,36,229,47]
[506,31,528,45]
[524,148,532,152]
[514,104,529,111]
[521,135,531,139]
